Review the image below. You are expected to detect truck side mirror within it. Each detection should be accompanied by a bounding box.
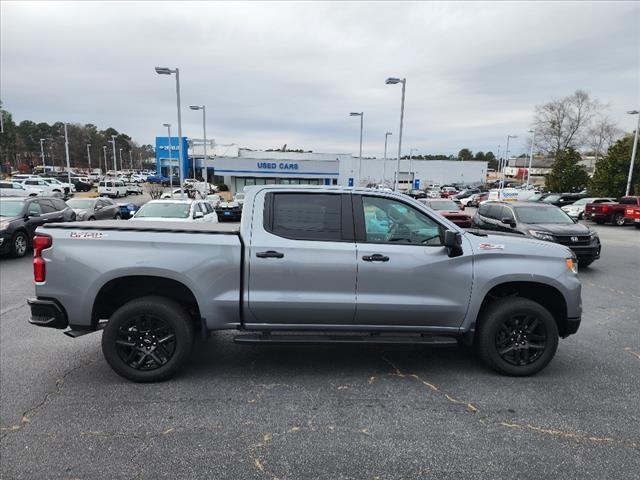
[501,218,516,227]
[443,230,463,258]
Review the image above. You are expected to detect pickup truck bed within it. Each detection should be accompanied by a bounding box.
[27,186,583,382]
[585,196,640,225]
[44,220,240,234]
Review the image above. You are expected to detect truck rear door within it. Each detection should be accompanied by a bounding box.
[246,191,357,327]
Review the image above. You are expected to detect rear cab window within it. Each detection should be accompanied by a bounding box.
[264,192,346,241]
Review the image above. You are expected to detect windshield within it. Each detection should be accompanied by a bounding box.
[0,200,25,217]
[135,202,190,218]
[43,178,61,185]
[428,200,458,211]
[67,199,95,209]
[542,194,561,203]
[514,206,574,224]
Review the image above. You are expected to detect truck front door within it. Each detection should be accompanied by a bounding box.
[247,191,357,327]
[353,194,473,328]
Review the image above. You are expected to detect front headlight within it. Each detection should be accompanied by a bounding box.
[566,258,578,274]
[529,230,555,241]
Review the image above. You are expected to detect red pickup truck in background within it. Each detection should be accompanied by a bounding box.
[585,196,640,226]
[624,205,640,229]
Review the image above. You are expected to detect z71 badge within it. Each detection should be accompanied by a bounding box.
[478,243,504,251]
[70,231,106,239]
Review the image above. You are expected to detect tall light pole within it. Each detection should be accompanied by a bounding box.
[625,110,640,196]
[383,132,392,186]
[110,135,118,175]
[501,135,517,189]
[526,129,536,188]
[86,143,92,172]
[349,112,364,185]
[63,124,72,186]
[409,147,418,189]
[156,66,184,197]
[102,146,107,174]
[164,123,174,194]
[119,148,124,172]
[129,150,133,170]
[386,77,406,192]
[40,139,46,172]
[189,105,207,180]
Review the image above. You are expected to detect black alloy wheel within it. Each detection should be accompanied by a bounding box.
[114,315,176,371]
[476,297,558,376]
[613,213,626,226]
[101,296,194,382]
[495,314,547,366]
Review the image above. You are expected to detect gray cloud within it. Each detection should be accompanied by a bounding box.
[2,1,638,158]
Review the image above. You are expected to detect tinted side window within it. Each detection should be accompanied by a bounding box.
[500,206,515,221]
[38,199,57,213]
[361,196,442,246]
[268,193,341,241]
[477,204,490,217]
[0,182,11,188]
[51,199,67,211]
[484,204,502,219]
[619,197,637,205]
[27,201,43,215]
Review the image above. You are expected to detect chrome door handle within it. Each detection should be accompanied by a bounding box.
[362,254,389,262]
[256,250,284,259]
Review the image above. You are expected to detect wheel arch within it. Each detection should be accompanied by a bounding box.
[91,275,201,329]
[475,281,569,337]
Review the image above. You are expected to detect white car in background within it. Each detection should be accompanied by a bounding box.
[16,178,63,197]
[130,174,146,183]
[161,188,189,199]
[132,199,218,223]
[561,197,616,220]
[205,194,222,207]
[125,182,143,195]
[98,180,128,198]
[0,181,44,197]
[233,192,246,206]
[41,177,76,193]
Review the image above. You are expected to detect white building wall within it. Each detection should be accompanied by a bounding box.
[357,158,488,188]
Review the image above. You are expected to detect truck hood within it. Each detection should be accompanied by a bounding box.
[464,230,572,258]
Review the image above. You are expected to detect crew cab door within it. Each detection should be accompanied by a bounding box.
[353,194,472,328]
[247,191,356,326]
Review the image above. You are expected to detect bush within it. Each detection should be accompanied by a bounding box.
[146,183,164,199]
[216,183,229,192]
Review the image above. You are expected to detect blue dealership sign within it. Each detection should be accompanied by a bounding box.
[156,136,189,175]
[348,177,354,187]
[413,178,420,190]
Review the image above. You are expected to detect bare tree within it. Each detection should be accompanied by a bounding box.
[587,116,622,167]
[533,90,605,155]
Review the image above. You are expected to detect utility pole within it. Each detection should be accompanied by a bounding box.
[86,144,92,172]
[63,124,72,186]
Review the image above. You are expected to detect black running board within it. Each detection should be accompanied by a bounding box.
[234,333,458,346]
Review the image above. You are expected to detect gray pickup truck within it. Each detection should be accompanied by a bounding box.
[28,186,582,382]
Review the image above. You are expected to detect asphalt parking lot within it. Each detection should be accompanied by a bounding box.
[1,219,638,479]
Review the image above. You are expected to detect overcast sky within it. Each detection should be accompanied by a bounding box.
[2,1,639,157]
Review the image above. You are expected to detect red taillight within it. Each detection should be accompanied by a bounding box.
[602,205,610,213]
[33,235,52,282]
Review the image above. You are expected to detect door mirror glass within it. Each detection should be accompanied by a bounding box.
[501,217,514,226]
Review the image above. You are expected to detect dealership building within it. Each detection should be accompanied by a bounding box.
[156,136,488,194]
